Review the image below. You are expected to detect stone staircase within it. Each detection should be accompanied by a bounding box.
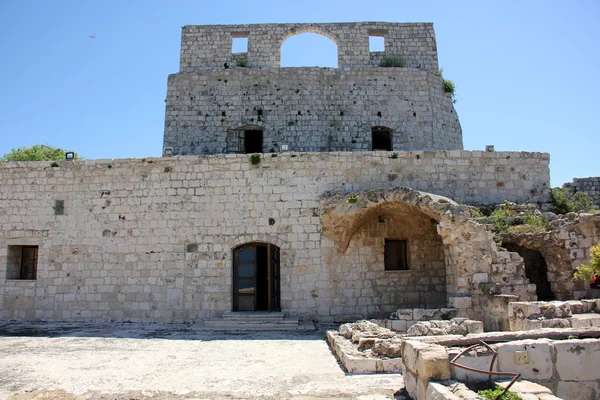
[190,311,315,331]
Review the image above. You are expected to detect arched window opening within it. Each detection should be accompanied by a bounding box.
[372,126,393,151]
[280,32,338,68]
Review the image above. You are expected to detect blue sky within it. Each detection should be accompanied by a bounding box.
[0,1,598,187]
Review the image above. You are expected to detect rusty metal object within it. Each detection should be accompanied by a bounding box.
[449,340,521,400]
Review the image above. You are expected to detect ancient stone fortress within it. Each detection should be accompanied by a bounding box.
[2,20,600,400]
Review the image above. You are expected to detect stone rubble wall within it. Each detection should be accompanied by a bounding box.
[501,213,600,300]
[164,68,462,155]
[564,177,600,208]
[179,22,439,71]
[0,152,549,323]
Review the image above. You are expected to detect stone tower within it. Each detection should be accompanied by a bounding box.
[163,22,462,155]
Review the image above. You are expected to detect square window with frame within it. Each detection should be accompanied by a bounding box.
[6,245,38,280]
[384,239,408,271]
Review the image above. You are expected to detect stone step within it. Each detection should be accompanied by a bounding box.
[205,317,298,326]
[190,318,315,331]
[222,311,285,321]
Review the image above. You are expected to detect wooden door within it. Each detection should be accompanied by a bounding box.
[233,245,257,311]
[269,245,281,311]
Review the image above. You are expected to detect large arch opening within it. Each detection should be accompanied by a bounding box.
[232,242,280,312]
[503,242,554,300]
[321,190,450,316]
[280,32,338,68]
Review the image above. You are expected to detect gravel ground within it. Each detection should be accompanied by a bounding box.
[0,321,403,400]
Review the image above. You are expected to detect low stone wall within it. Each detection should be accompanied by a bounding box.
[371,308,458,332]
[507,299,600,331]
[399,332,600,400]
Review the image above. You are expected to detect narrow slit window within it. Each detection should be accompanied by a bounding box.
[385,239,408,271]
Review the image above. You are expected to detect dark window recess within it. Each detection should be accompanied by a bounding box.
[244,130,263,153]
[372,127,392,151]
[7,246,39,280]
[385,239,408,271]
[20,247,38,279]
[54,200,64,215]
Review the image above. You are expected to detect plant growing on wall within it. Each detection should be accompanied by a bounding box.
[434,68,457,103]
[378,56,405,67]
[347,194,359,204]
[574,243,600,282]
[249,153,261,166]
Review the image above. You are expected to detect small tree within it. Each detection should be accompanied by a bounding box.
[574,243,600,282]
[549,187,593,214]
[0,144,81,162]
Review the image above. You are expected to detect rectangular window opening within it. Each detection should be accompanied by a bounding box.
[244,130,263,154]
[372,127,392,151]
[7,245,38,280]
[385,239,408,271]
[369,35,385,52]
[232,34,249,54]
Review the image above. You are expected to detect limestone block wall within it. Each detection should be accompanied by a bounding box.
[163,68,462,155]
[179,22,438,71]
[0,151,549,323]
[564,177,600,208]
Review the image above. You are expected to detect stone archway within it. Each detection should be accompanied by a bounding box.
[320,187,536,326]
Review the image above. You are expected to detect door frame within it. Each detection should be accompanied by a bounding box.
[232,242,280,312]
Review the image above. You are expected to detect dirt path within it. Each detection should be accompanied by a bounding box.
[0,322,403,400]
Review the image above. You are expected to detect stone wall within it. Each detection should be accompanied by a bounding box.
[0,151,549,323]
[163,68,462,155]
[179,22,439,71]
[564,177,600,208]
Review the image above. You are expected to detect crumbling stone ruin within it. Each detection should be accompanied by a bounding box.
[564,177,600,209]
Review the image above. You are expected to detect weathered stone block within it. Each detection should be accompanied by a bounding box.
[426,382,462,400]
[496,339,553,380]
[555,339,600,381]
[556,380,599,400]
[416,344,450,381]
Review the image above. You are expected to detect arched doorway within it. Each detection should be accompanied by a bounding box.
[232,243,280,311]
[504,242,554,300]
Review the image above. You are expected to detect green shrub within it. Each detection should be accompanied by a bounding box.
[378,56,405,67]
[443,79,456,95]
[478,386,522,400]
[249,153,261,166]
[347,194,359,204]
[574,243,600,281]
[236,57,248,67]
[550,188,593,214]
[490,204,515,233]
